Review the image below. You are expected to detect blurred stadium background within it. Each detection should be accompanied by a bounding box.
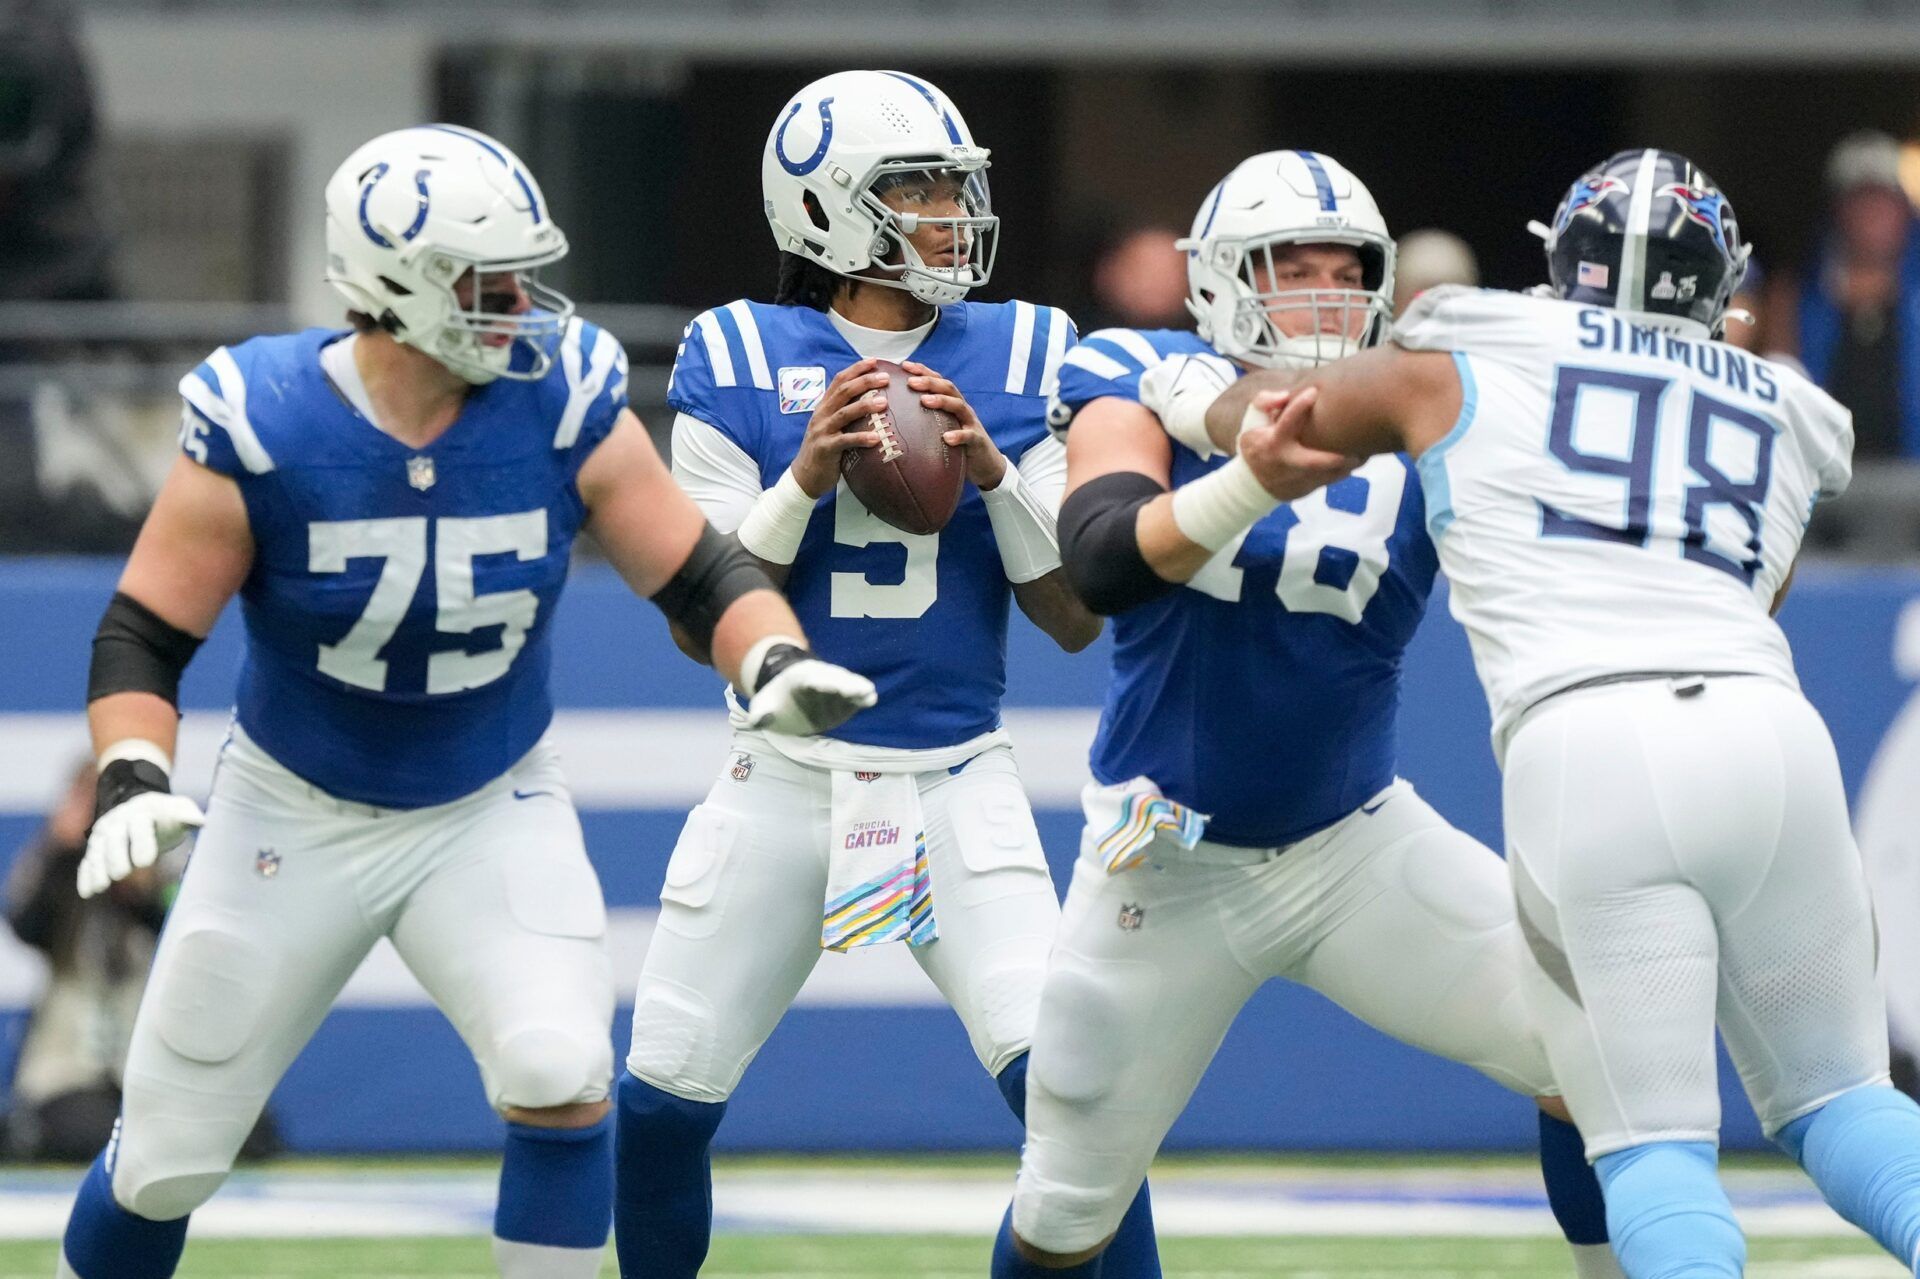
[3,0,1920,1273]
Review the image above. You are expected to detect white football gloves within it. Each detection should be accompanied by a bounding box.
[741,635,877,737]
[78,744,204,899]
[1136,351,1241,459]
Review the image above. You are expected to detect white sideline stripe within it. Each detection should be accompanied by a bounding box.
[0,1167,1883,1243]
[1004,300,1036,395]
[0,707,1101,813]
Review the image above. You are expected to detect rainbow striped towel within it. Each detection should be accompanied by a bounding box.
[822,769,937,951]
[1090,777,1209,874]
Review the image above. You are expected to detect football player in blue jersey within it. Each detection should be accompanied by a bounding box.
[56,124,874,1279]
[990,151,1620,1279]
[612,70,1163,1278]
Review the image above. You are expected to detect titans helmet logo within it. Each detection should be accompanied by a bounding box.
[1657,182,1734,253]
[1555,174,1630,235]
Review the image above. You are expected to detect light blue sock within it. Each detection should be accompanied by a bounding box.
[1593,1142,1744,1278]
[1777,1085,1920,1274]
[996,1053,1161,1278]
[991,1205,1104,1278]
[61,1148,189,1279]
[613,1071,726,1279]
[494,1113,613,1275]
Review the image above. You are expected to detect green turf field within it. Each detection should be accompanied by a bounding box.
[0,1234,1902,1277]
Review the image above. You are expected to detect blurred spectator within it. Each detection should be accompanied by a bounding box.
[0,760,275,1162]
[0,0,110,303]
[1393,228,1478,316]
[1795,130,1920,460]
[1081,223,1191,332]
[0,0,139,555]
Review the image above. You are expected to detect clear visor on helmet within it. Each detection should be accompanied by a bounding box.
[1217,232,1396,369]
[856,157,999,297]
[432,246,575,382]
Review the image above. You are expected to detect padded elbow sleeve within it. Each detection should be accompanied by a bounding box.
[1058,472,1177,616]
[88,592,202,707]
[649,525,772,652]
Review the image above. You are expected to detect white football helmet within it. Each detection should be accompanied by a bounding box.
[763,70,997,306]
[323,124,573,383]
[1181,150,1396,369]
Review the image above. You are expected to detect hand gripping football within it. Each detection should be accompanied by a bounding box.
[838,360,965,536]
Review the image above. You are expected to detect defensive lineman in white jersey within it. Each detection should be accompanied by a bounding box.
[1204,149,1920,1278]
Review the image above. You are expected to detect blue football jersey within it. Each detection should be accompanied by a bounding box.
[1051,328,1438,847]
[669,299,1073,750]
[177,319,630,808]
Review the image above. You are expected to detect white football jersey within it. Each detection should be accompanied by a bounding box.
[1394,287,1854,758]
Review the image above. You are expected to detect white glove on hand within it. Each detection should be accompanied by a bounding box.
[741,636,877,737]
[1137,352,1240,459]
[78,755,204,899]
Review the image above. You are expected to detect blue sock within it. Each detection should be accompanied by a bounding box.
[613,1071,726,1279]
[1593,1142,1744,1278]
[1777,1085,1920,1273]
[992,1205,1104,1278]
[61,1148,189,1279]
[495,1113,614,1249]
[997,1054,1159,1278]
[1539,1112,1611,1246]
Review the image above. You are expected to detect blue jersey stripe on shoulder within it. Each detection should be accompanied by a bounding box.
[1022,304,1055,397]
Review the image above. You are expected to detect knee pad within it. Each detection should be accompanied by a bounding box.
[112,1161,228,1222]
[152,928,274,1065]
[965,937,1052,1077]
[1011,1167,1133,1257]
[1030,964,1146,1108]
[626,981,733,1102]
[489,1024,612,1111]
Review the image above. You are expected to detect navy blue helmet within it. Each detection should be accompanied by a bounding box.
[1539,149,1750,335]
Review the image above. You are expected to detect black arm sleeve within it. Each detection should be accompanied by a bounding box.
[1058,471,1178,616]
[649,524,774,654]
[88,592,203,706]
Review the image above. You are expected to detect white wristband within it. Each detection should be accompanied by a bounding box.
[735,469,817,566]
[980,464,1063,584]
[98,738,173,777]
[1170,455,1281,552]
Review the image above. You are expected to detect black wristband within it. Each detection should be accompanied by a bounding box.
[94,757,170,821]
[1059,471,1178,615]
[750,641,815,693]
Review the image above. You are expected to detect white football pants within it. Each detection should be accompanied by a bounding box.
[625,732,1059,1101]
[1857,684,1920,1060]
[1013,779,1555,1253]
[1503,675,1889,1159]
[109,727,614,1222]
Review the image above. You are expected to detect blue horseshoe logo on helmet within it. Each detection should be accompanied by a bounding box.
[358,162,433,249]
[774,97,835,177]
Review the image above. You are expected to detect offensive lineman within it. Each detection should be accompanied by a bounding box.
[58,125,873,1279]
[613,71,1162,1277]
[994,150,1618,1278]
[1186,149,1920,1277]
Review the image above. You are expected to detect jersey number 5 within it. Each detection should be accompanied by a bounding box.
[308,511,547,694]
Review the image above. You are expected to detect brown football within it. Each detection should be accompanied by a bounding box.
[838,359,965,536]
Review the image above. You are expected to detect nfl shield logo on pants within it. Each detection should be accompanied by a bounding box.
[407,455,436,491]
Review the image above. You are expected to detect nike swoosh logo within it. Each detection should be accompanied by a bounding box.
[512,789,558,802]
[1360,798,1389,816]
